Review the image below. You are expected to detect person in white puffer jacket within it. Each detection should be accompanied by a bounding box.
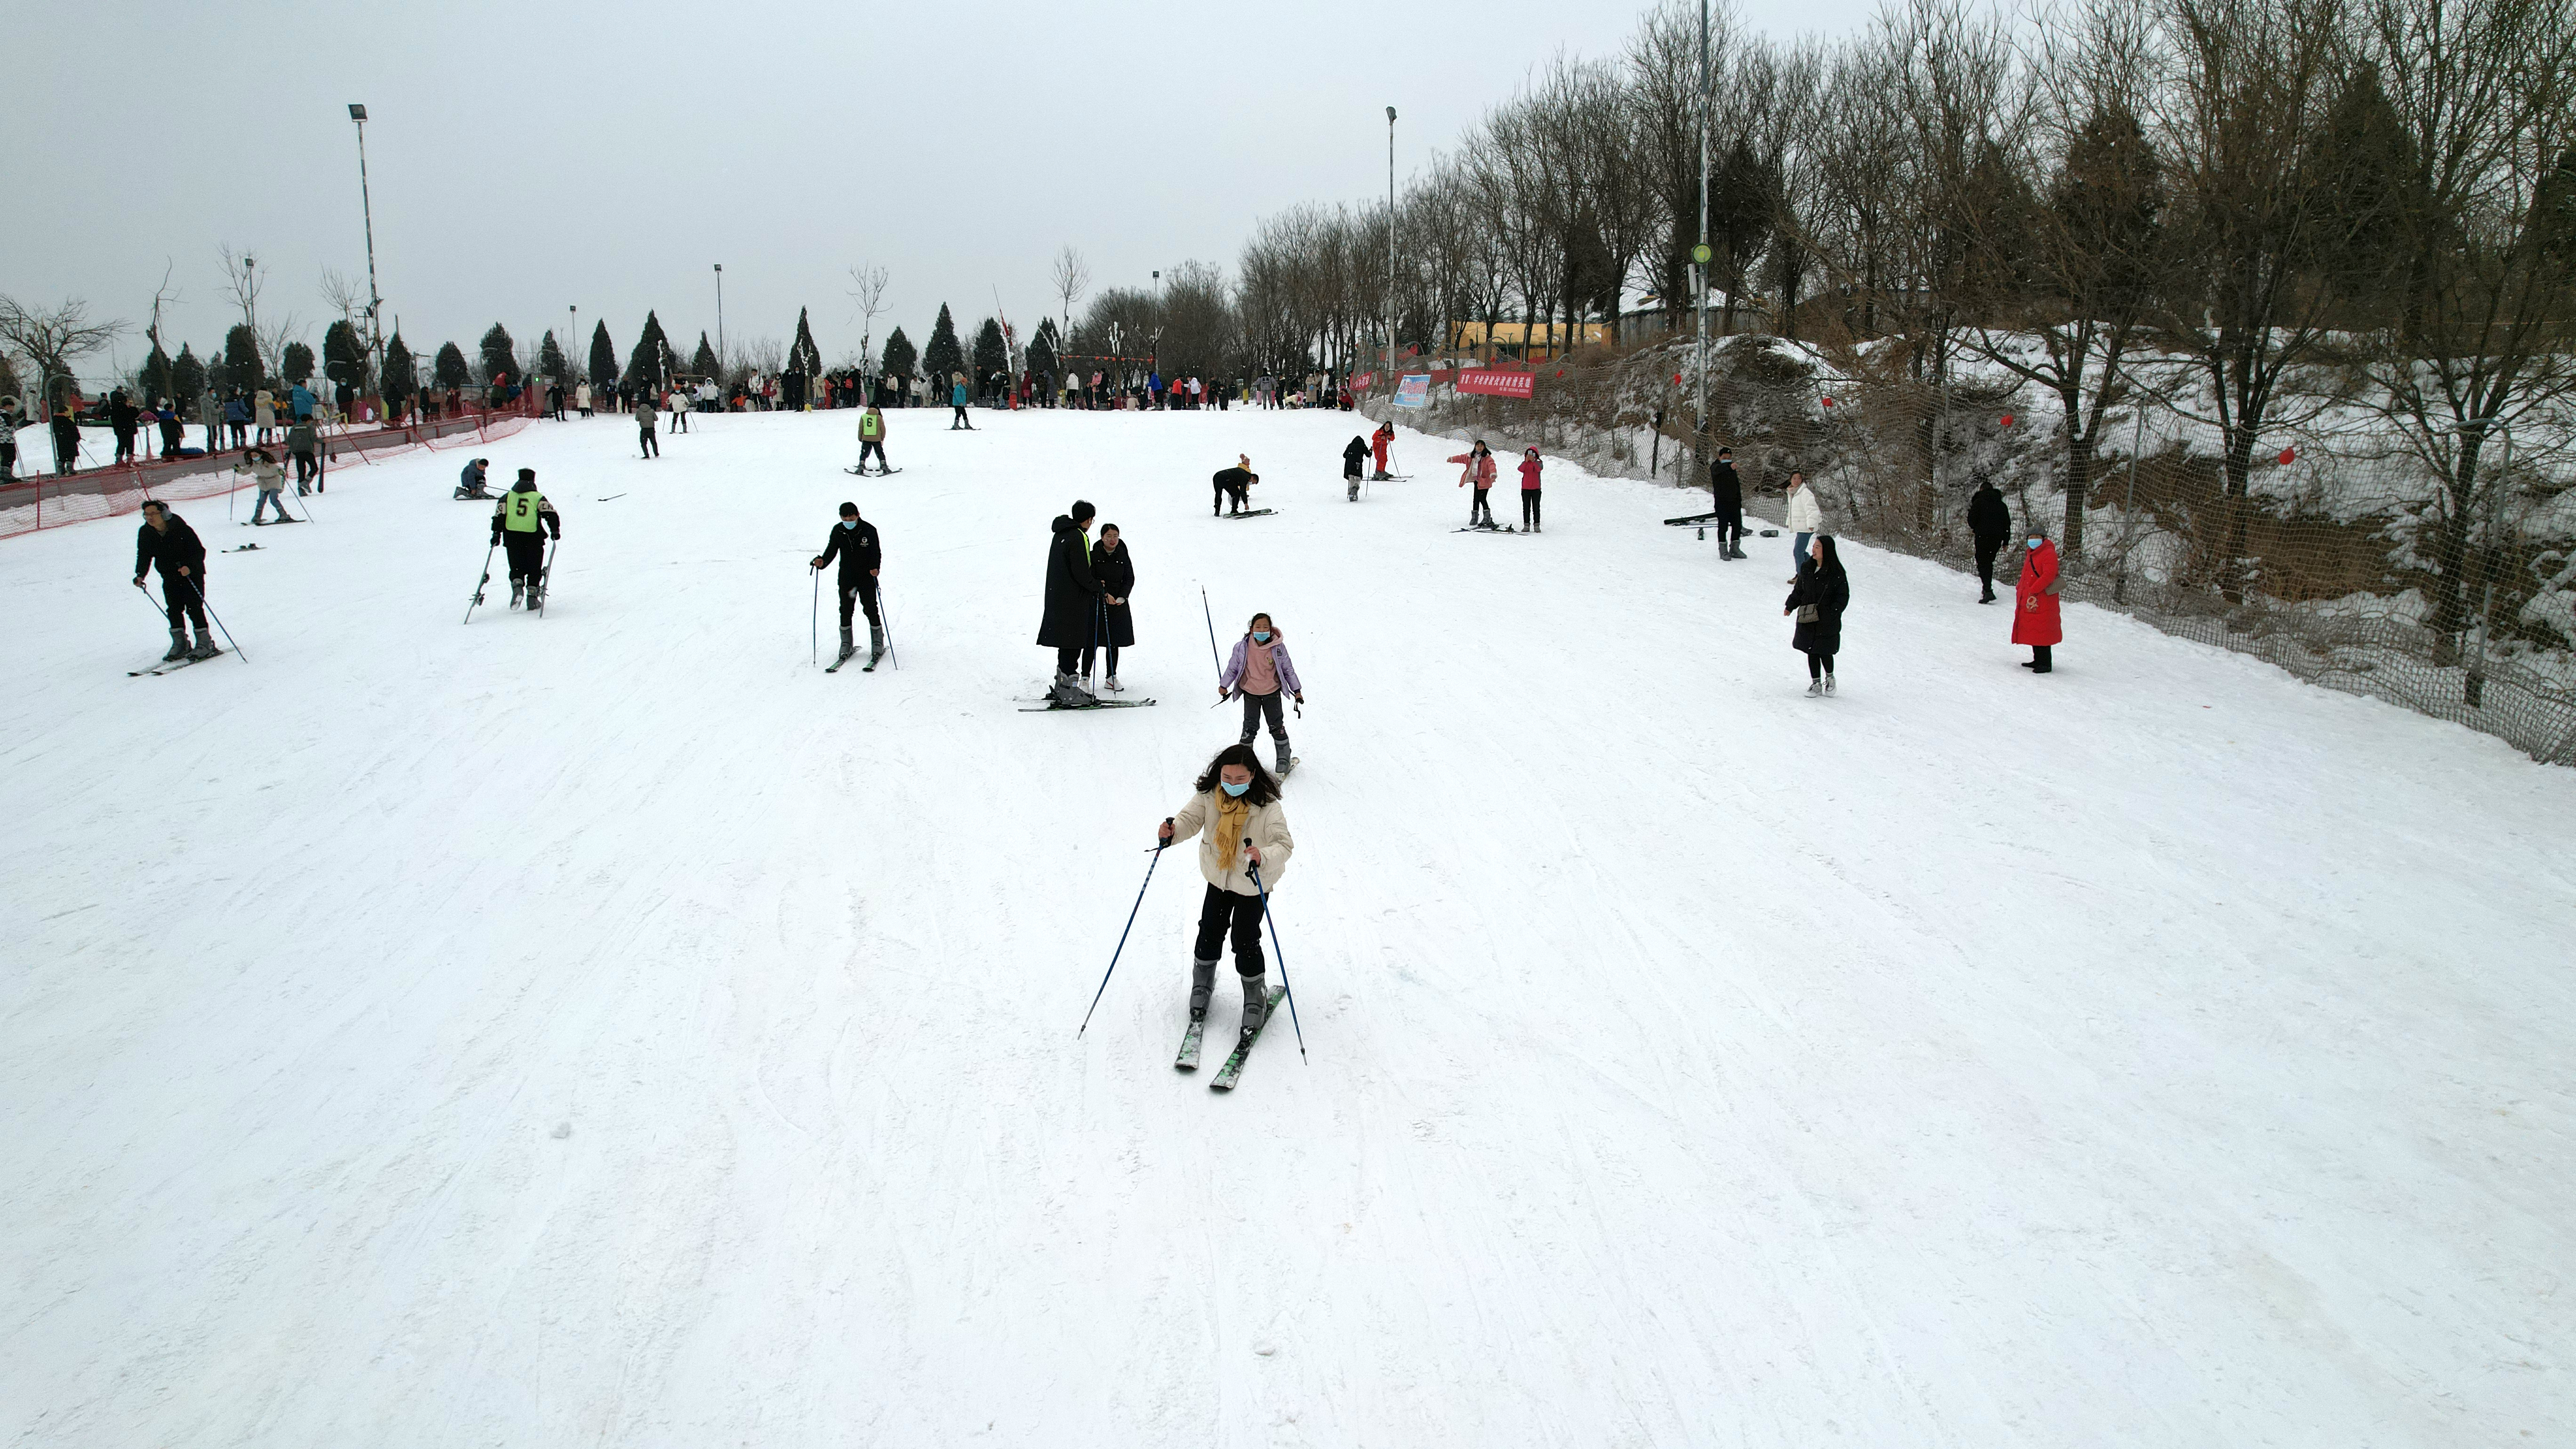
[1784,470,1824,576]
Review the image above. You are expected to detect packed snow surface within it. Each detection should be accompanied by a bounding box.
[3,406,2571,1447]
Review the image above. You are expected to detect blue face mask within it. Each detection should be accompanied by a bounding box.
[840,519,859,530]
[1220,780,1251,797]
[1252,631,1272,644]
[2027,537,2043,550]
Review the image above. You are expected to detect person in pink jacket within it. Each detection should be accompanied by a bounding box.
[1450,440,1498,527]
[1516,446,1545,533]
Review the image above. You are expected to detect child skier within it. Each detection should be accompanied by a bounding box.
[1517,446,1544,532]
[1218,612,1303,776]
[1157,743,1296,1040]
[857,403,891,474]
[1343,436,1368,500]
[1450,440,1498,527]
[1371,420,1395,479]
[491,468,562,608]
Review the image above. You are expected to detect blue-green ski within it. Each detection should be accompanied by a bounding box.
[1208,986,1290,1092]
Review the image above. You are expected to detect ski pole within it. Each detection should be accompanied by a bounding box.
[184,575,246,662]
[1079,840,1166,1036]
[879,582,898,669]
[1245,858,1306,1062]
[536,538,558,618]
[810,564,820,667]
[464,540,497,623]
[1200,583,1223,681]
[133,578,170,625]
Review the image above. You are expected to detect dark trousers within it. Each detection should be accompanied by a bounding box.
[1470,487,1492,524]
[859,440,886,468]
[502,531,547,583]
[1521,489,1541,528]
[670,408,690,433]
[1194,883,1265,977]
[1214,482,1247,515]
[1079,643,1120,676]
[114,427,137,462]
[1,441,15,479]
[1975,537,2003,599]
[639,427,659,457]
[1056,645,1085,676]
[951,406,969,428]
[1238,688,1287,743]
[158,572,209,630]
[2030,644,2053,673]
[293,450,316,486]
[159,422,182,457]
[1717,506,1742,548]
[227,422,248,447]
[1805,649,1836,679]
[837,575,881,629]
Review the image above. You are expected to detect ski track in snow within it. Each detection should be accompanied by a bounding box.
[1,407,2571,1447]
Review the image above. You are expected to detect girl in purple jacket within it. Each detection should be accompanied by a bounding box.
[1218,612,1304,777]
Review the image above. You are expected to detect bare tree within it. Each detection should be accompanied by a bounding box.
[1050,246,1092,347]
[0,294,127,406]
[846,262,890,368]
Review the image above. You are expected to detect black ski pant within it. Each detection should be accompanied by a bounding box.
[159,421,182,458]
[114,427,137,462]
[1238,688,1287,744]
[1055,645,1085,677]
[670,408,689,433]
[837,574,881,629]
[158,572,209,631]
[1805,648,1836,680]
[1521,489,1541,529]
[1717,506,1742,549]
[1469,486,1493,525]
[858,440,887,469]
[502,531,547,584]
[1975,536,2003,599]
[293,450,317,487]
[639,426,659,458]
[1194,883,1266,978]
[1213,481,1248,515]
[951,406,970,428]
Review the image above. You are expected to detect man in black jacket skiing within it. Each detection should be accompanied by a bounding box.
[1967,473,2012,604]
[809,501,885,665]
[1711,447,1745,560]
[133,499,215,660]
[1035,501,1102,703]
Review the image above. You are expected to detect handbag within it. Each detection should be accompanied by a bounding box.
[1796,603,1819,623]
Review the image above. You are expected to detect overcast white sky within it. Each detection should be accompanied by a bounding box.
[9,0,1876,379]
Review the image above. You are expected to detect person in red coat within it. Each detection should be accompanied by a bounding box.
[1449,441,1498,527]
[2014,526,2064,673]
[1370,421,1395,479]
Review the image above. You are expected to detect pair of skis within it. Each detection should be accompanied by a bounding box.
[842,465,902,476]
[825,646,886,674]
[129,649,224,677]
[1175,985,1289,1090]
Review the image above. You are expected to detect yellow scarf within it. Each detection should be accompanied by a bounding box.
[1213,791,1251,871]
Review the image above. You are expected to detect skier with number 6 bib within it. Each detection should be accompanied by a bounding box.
[1157,743,1296,1041]
[491,468,561,608]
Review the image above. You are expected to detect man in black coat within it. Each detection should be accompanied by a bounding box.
[1967,473,2012,604]
[1211,464,1256,516]
[810,501,885,665]
[1034,500,1102,703]
[109,389,141,464]
[133,499,215,660]
[1711,447,1746,560]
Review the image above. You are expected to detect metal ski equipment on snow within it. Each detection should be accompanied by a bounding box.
[465,541,497,623]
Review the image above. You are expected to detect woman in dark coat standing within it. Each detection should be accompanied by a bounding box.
[1035,499,1102,703]
[1086,523,1137,692]
[1784,534,1851,696]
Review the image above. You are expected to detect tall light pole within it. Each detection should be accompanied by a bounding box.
[347,105,386,408]
[713,264,725,371]
[1386,105,1398,394]
[1693,0,1712,499]
[568,305,578,388]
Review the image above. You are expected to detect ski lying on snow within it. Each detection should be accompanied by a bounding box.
[1018,698,1158,711]
[843,466,903,476]
[1175,1017,1207,1072]
[1453,524,1521,533]
[1208,987,1291,1092]
[1664,510,1723,525]
[1221,509,1276,519]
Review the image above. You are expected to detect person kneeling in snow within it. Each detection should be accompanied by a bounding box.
[1158,743,1296,1038]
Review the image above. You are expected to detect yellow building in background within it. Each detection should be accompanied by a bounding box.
[1446,320,1611,362]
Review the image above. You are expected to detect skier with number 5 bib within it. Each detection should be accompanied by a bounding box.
[491,468,561,608]
[1157,743,1296,1043]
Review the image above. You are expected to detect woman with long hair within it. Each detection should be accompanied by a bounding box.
[1157,743,1296,1038]
[1783,534,1850,695]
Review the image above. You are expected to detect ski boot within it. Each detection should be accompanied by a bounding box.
[162,628,189,662]
[509,580,524,609]
[526,579,545,610]
[868,622,886,666]
[1051,672,1096,708]
[187,623,217,660]
[1273,736,1294,778]
[1190,957,1218,1022]
[1239,974,1271,1033]
[837,625,857,664]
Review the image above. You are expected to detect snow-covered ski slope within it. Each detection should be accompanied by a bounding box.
[3,406,2570,1447]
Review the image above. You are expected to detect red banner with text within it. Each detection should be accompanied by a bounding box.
[1456,367,1536,399]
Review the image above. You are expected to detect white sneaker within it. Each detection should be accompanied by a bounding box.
[1104,676,1123,692]
[1824,675,1837,695]
[1805,678,1823,697]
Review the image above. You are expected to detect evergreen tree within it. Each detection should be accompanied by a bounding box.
[538,330,570,386]
[222,324,262,393]
[478,323,518,386]
[690,332,720,380]
[282,341,316,385]
[1027,317,1060,380]
[922,304,965,386]
[171,343,206,404]
[622,311,673,387]
[788,307,823,375]
[880,326,917,383]
[972,318,1008,387]
[434,341,471,389]
[139,344,174,403]
[588,321,620,389]
[322,319,366,389]
[382,334,416,404]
